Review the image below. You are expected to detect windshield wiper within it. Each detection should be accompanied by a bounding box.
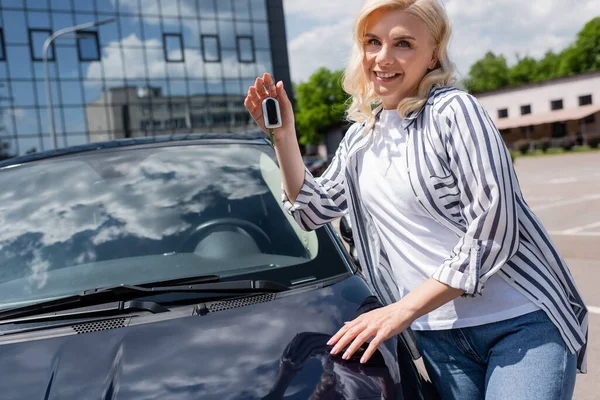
[0,278,289,322]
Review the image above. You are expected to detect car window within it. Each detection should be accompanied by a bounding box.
[0,144,348,310]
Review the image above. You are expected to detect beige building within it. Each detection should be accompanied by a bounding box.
[475,70,600,146]
[86,87,253,143]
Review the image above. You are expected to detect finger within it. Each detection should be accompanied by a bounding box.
[247,87,262,108]
[255,77,268,98]
[263,73,278,98]
[328,315,364,347]
[327,326,348,346]
[327,324,350,347]
[342,327,376,360]
[360,335,384,364]
[276,80,289,103]
[245,90,263,121]
[330,322,366,355]
[244,96,259,118]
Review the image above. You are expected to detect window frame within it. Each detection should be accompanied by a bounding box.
[0,28,6,61]
[29,28,55,62]
[236,35,255,63]
[497,108,508,119]
[579,94,592,106]
[76,30,101,62]
[520,104,531,115]
[201,34,221,63]
[162,33,185,63]
[550,99,563,111]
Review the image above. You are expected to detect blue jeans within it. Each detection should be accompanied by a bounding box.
[414,310,577,400]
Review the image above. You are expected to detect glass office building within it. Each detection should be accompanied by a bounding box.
[0,0,292,156]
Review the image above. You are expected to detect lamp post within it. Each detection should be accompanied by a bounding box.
[43,18,115,150]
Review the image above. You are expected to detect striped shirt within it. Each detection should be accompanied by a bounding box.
[282,87,588,373]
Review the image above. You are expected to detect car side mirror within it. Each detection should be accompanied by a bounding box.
[339,215,354,246]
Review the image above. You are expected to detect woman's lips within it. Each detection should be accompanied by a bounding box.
[374,72,401,83]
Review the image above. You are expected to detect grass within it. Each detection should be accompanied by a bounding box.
[510,145,600,160]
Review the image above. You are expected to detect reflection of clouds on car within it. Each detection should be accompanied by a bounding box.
[0,146,273,291]
[262,331,400,400]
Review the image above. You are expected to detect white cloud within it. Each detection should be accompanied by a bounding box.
[284,0,600,82]
[5,108,25,118]
[288,17,355,83]
[283,0,362,21]
[85,34,268,89]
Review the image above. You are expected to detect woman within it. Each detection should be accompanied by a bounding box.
[244,0,587,398]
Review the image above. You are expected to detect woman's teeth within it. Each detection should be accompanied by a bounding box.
[376,72,398,78]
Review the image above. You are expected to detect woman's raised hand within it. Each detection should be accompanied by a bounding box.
[244,72,295,140]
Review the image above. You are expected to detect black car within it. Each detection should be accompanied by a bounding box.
[0,133,432,399]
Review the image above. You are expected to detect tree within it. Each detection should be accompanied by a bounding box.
[509,56,537,86]
[559,17,600,76]
[463,17,600,92]
[294,67,350,145]
[0,140,12,161]
[534,51,561,82]
[463,52,511,93]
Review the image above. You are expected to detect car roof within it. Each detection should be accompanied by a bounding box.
[0,131,270,169]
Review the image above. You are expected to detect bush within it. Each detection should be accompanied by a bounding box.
[536,137,552,152]
[513,139,531,155]
[586,133,600,149]
[560,136,577,151]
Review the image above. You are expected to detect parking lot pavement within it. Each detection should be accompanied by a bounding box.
[514,151,600,399]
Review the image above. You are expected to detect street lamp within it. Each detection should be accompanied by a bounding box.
[43,18,115,150]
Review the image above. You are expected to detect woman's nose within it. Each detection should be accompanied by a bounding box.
[375,44,394,65]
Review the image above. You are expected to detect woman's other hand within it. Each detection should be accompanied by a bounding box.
[327,303,415,364]
[244,72,296,140]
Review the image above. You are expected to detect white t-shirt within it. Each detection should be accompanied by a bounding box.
[358,109,539,330]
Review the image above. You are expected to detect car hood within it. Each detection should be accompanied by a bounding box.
[0,276,403,399]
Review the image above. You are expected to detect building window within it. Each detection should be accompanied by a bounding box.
[29,29,54,61]
[520,104,531,115]
[0,29,5,61]
[551,122,566,138]
[76,31,100,61]
[237,35,255,63]
[498,108,508,119]
[201,34,221,62]
[551,99,563,110]
[584,114,595,124]
[163,33,184,62]
[579,94,592,106]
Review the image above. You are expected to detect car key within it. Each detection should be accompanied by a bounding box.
[262,97,282,146]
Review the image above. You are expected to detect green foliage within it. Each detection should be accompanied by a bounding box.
[533,51,561,82]
[465,17,600,93]
[509,56,537,86]
[463,52,510,93]
[0,140,12,161]
[295,67,350,145]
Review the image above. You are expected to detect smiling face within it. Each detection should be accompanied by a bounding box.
[362,8,438,109]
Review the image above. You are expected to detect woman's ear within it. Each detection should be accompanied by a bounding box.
[428,47,439,70]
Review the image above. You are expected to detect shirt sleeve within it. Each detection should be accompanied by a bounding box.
[281,125,356,231]
[431,92,520,297]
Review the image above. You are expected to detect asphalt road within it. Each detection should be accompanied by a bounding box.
[331,150,600,398]
[513,151,600,399]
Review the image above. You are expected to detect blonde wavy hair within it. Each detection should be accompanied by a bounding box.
[343,0,456,127]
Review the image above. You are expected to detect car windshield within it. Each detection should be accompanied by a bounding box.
[0,143,348,310]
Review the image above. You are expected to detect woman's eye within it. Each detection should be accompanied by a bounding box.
[397,40,410,48]
[367,39,381,46]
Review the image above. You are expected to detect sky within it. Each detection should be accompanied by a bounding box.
[282,0,600,84]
